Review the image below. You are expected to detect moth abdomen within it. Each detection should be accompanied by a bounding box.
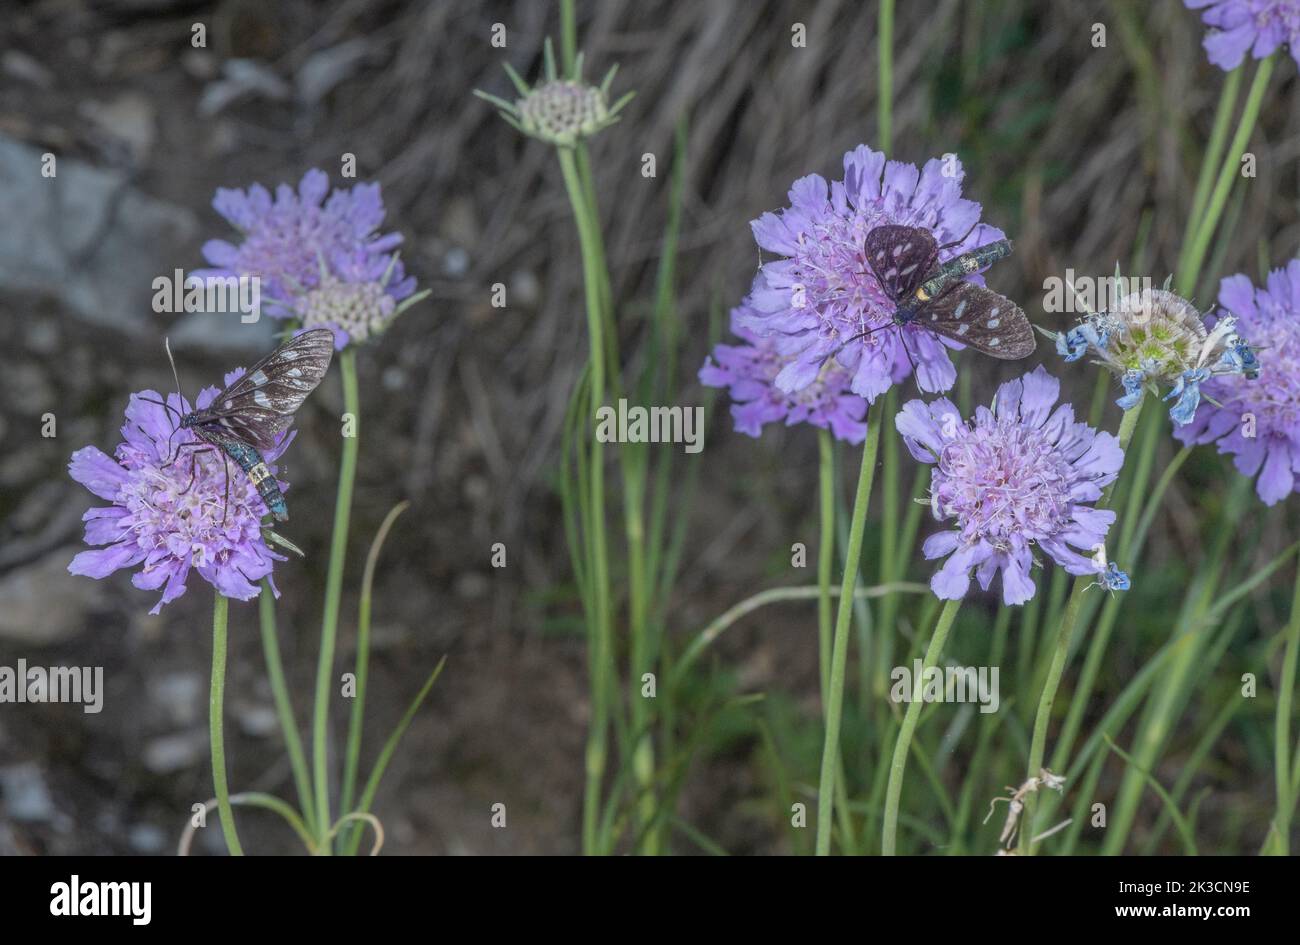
[218,439,289,522]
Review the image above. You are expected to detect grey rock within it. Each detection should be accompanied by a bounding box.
[128,822,167,853]
[0,133,197,337]
[150,673,203,727]
[0,762,56,823]
[0,548,100,645]
[236,703,279,739]
[143,730,207,774]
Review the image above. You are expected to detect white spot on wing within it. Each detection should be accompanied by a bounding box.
[987,318,1000,328]
[989,337,1001,347]
[250,369,268,385]
[253,390,273,408]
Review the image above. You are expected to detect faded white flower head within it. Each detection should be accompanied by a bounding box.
[1049,276,1257,425]
[475,40,634,148]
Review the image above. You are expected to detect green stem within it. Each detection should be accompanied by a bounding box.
[559,147,614,855]
[816,408,880,855]
[818,430,836,702]
[559,0,577,77]
[1178,67,1242,277]
[1274,563,1300,855]
[670,581,927,687]
[1051,436,1185,770]
[878,0,894,153]
[210,593,244,855]
[258,583,315,833]
[881,598,962,855]
[341,501,409,843]
[1019,397,1144,854]
[311,346,360,854]
[1177,56,1275,297]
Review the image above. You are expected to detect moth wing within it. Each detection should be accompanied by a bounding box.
[201,411,294,452]
[864,225,938,302]
[196,329,335,450]
[920,283,1036,360]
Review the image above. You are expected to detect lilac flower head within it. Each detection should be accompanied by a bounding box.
[700,307,869,443]
[735,144,1005,404]
[68,373,291,614]
[197,169,419,348]
[1174,263,1300,504]
[896,366,1126,605]
[1185,0,1300,70]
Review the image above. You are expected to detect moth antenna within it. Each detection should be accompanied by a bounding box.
[937,220,983,253]
[822,320,895,363]
[898,328,922,393]
[136,395,184,425]
[164,337,185,407]
[1063,277,1098,318]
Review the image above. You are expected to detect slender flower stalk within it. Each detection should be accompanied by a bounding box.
[1017,397,1145,853]
[1273,563,1300,854]
[557,146,616,856]
[210,593,244,855]
[882,597,962,855]
[341,501,410,845]
[816,409,880,855]
[481,35,637,854]
[311,347,360,854]
[817,431,836,700]
[878,0,895,154]
[258,582,316,833]
[1176,55,1275,296]
[1176,67,1242,278]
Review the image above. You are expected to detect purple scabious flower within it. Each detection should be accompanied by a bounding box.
[1185,0,1300,70]
[1173,263,1300,504]
[735,144,1004,403]
[196,168,418,348]
[896,366,1126,605]
[68,372,291,614]
[699,307,870,443]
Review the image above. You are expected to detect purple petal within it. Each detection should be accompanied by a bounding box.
[922,530,960,560]
[69,447,130,501]
[1000,549,1036,605]
[69,541,145,579]
[1017,366,1059,428]
[930,541,989,601]
[1257,441,1295,505]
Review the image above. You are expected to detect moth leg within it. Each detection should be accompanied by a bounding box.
[220,453,232,527]
[162,441,208,471]
[897,327,922,393]
[936,219,982,252]
[178,446,216,495]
